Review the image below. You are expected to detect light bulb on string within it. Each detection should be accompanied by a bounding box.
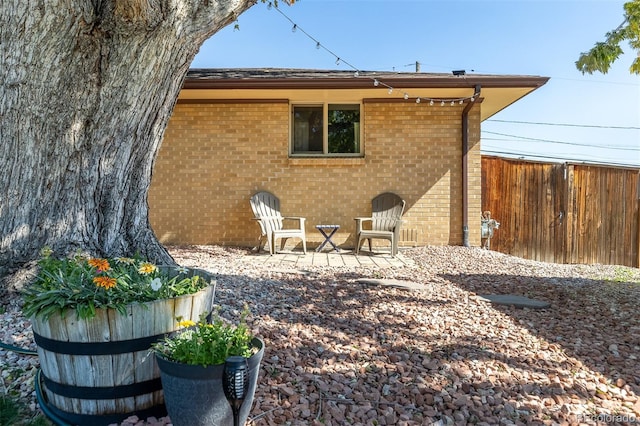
[269,5,481,112]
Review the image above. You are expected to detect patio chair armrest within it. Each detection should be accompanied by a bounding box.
[282,216,306,227]
[282,216,305,221]
[354,217,372,233]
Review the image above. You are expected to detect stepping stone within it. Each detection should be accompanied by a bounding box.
[271,268,312,275]
[356,278,425,290]
[476,294,550,309]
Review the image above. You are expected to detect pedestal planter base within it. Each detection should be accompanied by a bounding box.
[156,338,264,426]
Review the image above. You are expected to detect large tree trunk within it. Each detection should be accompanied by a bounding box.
[0,0,255,276]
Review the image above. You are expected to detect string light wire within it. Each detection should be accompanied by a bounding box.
[268,2,479,105]
[271,3,359,72]
[265,2,637,166]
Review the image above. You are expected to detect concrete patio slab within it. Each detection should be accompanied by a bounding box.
[245,250,414,269]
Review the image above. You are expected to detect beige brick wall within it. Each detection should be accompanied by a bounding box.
[149,100,482,250]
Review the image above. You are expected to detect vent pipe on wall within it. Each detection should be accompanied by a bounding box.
[461,85,481,247]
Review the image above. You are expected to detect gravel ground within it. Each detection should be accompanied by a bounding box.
[1,245,639,426]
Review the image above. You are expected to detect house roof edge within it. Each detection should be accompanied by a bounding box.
[183,68,550,90]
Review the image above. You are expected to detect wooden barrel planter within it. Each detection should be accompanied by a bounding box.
[30,268,216,426]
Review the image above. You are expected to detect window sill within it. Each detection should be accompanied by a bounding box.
[288,157,365,167]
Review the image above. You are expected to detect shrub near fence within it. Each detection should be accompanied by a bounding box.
[481,156,640,268]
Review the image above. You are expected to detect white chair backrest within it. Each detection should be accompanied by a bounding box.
[250,191,284,234]
[371,192,405,232]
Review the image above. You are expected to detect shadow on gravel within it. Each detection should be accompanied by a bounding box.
[441,273,640,410]
[207,267,640,424]
[168,245,640,423]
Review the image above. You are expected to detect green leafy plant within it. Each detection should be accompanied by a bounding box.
[576,1,640,75]
[610,266,640,283]
[0,394,51,426]
[153,309,255,367]
[0,395,20,425]
[22,247,211,320]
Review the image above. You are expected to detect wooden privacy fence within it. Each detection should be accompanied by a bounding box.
[481,156,640,268]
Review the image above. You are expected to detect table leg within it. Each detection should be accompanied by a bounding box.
[315,227,340,252]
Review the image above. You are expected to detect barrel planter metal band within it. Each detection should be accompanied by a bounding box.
[33,331,165,355]
[38,373,166,425]
[31,275,216,426]
[40,373,163,399]
[40,389,166,426]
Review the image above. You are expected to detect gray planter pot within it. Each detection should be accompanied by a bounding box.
[156,338,264,426]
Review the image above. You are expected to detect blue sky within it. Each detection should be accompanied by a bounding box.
[192,0,640,167]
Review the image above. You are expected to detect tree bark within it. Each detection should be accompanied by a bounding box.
[0,0,255,275]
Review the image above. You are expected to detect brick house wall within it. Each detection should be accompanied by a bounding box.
[148,98,482,251]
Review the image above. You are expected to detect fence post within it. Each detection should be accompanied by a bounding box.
[637,172,640,267]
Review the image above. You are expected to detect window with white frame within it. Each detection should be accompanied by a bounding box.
[291,103,361,156]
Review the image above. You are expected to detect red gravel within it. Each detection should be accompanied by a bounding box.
[2,245,639,425]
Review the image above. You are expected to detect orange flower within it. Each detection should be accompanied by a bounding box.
[93,276,117,289]
[88,258,110,272]
[138,262,157,275]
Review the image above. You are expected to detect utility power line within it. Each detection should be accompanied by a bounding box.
[482,137,639,152]
[394,60,640,87]
[481,148,640,168]
[486,119,640,130]
[482,131,640,151]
